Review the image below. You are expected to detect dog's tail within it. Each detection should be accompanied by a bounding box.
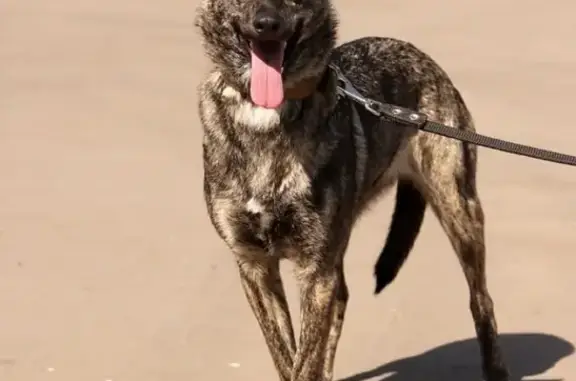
[374,180,427,294]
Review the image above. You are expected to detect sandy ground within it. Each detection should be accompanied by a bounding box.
[1,0,575,380]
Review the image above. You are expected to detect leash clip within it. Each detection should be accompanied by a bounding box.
[330,64,427,127]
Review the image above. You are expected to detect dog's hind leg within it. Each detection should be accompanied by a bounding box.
[237,257,297,381]
[412,133,510,381]
[322,264,349,381]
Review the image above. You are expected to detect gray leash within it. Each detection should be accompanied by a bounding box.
[330,64,576,167]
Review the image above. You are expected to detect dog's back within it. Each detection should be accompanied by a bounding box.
[333,37,471,127]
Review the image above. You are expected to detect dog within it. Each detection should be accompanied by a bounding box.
[195,0,510,380]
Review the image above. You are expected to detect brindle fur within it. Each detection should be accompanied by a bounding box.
[195,0,510,380]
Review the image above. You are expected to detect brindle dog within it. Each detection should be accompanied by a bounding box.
[195,0,510,380]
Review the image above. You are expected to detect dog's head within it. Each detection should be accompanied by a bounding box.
[195,0,338,108]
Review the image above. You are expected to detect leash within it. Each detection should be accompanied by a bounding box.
[330,64,576,167]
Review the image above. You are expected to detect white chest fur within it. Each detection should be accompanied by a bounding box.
[221,84,287,132]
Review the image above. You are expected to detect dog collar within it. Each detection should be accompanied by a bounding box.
[284,74,324,100]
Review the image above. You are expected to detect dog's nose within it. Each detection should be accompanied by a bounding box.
[252,9,283,39]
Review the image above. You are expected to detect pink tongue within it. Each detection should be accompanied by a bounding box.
[250,43,285,109]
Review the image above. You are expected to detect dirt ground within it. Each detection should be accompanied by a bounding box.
[1,0,575,380]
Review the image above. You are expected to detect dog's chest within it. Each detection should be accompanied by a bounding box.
[248,150,309,216]
[245,148,310,202]
[235,196,299,254]
[216,144,314,255]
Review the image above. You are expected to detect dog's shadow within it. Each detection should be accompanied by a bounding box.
[339,333,574,381]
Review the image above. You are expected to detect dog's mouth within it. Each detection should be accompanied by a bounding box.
[234,22,302,109]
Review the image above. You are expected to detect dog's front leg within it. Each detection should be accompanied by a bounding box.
[291,262,342,381]
[237,256,297,381]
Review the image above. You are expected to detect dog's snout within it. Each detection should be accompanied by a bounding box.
[252,9,283,39]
